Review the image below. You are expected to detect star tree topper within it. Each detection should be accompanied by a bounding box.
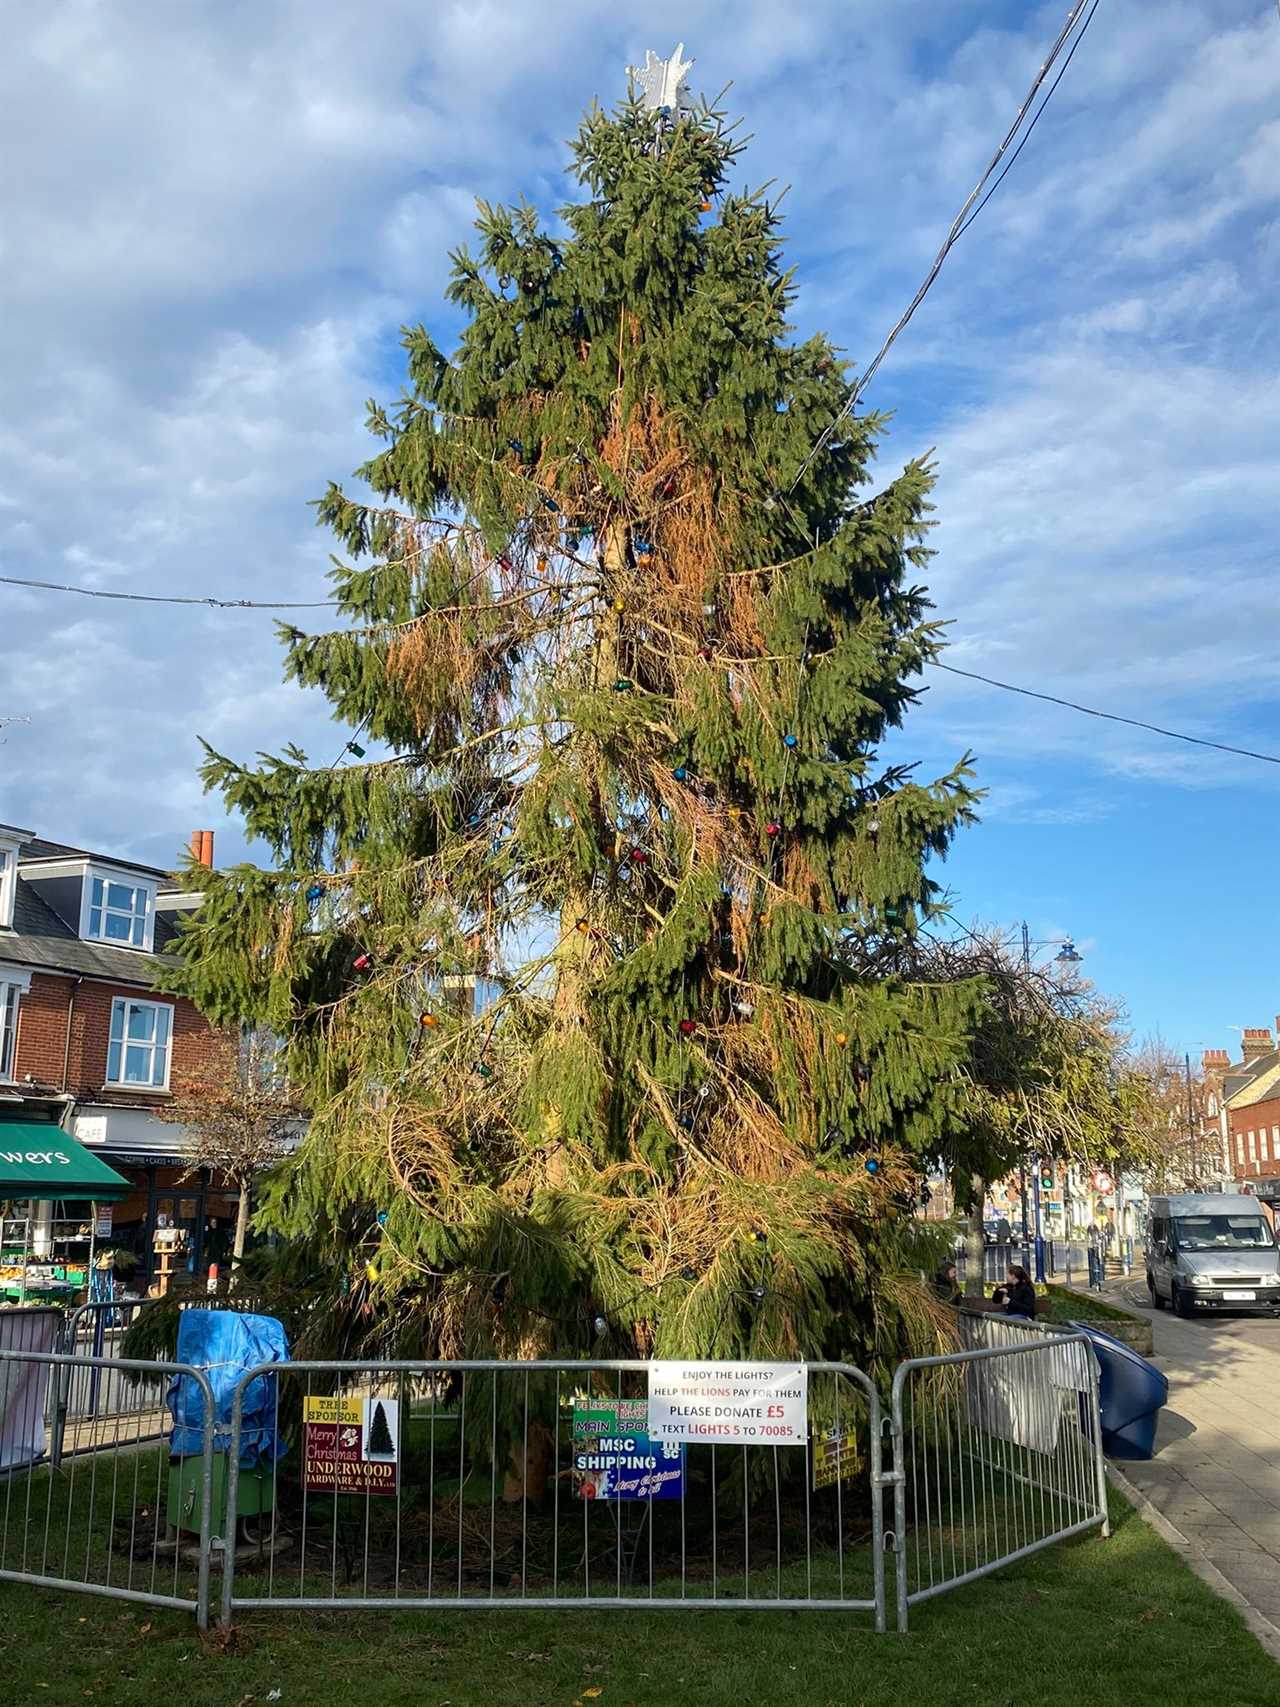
[627,42,695,112]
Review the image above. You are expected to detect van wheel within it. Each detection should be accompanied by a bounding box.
[1172,1284,1193,1319]
[1148,1274,1166,1310]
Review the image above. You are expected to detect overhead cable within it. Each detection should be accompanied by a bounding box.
[931,661,1280,766]
[787,0,1099,494]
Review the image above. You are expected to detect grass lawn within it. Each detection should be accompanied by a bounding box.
[1038,1284,1136,1325]
[0,1490,1275,1707]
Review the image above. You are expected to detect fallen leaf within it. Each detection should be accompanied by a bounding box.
[584,1691,604,1700]
[138,1622,152,1635]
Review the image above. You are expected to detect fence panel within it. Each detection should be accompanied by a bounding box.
[55,1300,167,1464]
[220,1359,885,1627]
[0,1347,215,1627]
[888,1333,1108,1631]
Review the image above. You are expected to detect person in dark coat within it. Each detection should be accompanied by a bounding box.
[932,1260,962,1307]
[995,1264,1037,1318]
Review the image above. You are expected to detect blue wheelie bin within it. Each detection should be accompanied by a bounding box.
[1068,1320,1168,1459]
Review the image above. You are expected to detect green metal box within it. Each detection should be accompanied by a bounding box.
[166,1452,274,1536]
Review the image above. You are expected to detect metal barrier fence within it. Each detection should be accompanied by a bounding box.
[0,1347,215,1625]
[888,1332,1108,1631]
[221,1359,886,1626]
[54,1300,168,1466]
[0,1342,1109,1632]
[955,1239,1091,1287]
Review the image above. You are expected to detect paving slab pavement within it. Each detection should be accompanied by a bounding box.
[1073,1280,1280,1660]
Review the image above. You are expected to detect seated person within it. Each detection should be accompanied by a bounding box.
[990,1263,1037,1318]
[931,1260,961,1306]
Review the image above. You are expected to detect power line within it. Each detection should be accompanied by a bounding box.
[787,0,1099,494]
[0,573,335,610]
[954,0,1103,242]
[6,562,1275,767]
[931,661,1280,766]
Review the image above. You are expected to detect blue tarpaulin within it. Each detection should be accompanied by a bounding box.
[167,1309,290,1464]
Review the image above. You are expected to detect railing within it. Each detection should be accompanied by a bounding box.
[0,1346,216,1626]
[888,1332,1108,1631]
[54,1299,168,1465]
[220,1359,886,1626]
[955,1239,1091,1287]
[0,1341,1110,1632]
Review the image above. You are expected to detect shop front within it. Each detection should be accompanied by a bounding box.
[0,1119,130,1305]
[103,1157,240,1290]
[70,1105,240,1294]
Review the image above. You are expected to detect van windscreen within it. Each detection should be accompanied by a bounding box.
[1172,1215,1273,1251]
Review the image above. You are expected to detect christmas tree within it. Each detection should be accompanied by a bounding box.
[366,1399,396,1459]
[174,53,981,1369]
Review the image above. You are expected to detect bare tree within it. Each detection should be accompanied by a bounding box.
[1129,1038,1220,1192]
[155,1031,302,1266]
[895,924,1162,1293]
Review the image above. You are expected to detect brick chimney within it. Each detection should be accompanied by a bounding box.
[1241,1028,1273,1064]
[1201,1048,1230,1085]
[189,830,214,867]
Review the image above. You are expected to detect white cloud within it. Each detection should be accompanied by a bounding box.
[0,0,1276,873]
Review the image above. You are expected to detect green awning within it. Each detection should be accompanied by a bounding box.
[0,1123,130,1203]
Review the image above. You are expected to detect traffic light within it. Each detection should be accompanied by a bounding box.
[1040,1168,1053,1192]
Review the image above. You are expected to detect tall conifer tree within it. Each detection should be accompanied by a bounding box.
[173,68,982,1365]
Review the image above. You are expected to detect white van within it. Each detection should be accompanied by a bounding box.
[1146,1193,1280,1317]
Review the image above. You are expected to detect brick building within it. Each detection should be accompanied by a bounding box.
[0,822,235,1284]
[1212,1025,1280,1214]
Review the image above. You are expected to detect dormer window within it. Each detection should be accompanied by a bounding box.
[80,869,155,951]
[0,840,17,930]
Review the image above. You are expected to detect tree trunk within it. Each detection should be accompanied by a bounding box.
[502,1422,553,1503]
[232,1177,252,1266]
[958,1173,987,1299]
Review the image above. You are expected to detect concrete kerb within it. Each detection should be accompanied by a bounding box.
[1106,1460,1280,1664]
[1071,1280,1280,1665]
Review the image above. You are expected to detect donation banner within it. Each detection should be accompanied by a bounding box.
[647,1361,808,1446]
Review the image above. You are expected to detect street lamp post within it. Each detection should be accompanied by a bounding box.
[1032,1158,1046,1282]
[1185,1052,1197,1188]
[1017,925,1081,1283]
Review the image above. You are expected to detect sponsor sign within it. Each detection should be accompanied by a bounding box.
[812,1427,861,1490]
[571,1398,684,1500]
[303,1394,400,1496]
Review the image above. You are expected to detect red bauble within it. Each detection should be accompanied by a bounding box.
[630,848,650,865]
[678,1019,696,1036]
[764,822,781,838]
[353,953,371,971]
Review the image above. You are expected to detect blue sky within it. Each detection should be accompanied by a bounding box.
[0,1,1277,1059]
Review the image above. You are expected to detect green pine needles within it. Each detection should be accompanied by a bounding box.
[171,91,982,1370]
